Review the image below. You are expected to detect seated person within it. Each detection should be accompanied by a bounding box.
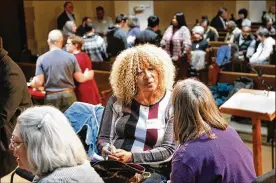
[9,106,103,183]
[234,25,256,61]
[250,28,275,64]
[224,21,242,44]
[262,17,276,36]
[170,79,256,183]
[192,26,208,51]
[236,8,251,28]
[263,5,275,25]
[106,14,128,57]
[97,44,177,182]
[190,26,208,70]
[200,16,218,42]
[76,16,92,37]
[83,22,108,62]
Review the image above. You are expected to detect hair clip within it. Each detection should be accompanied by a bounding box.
[37,113,50,129]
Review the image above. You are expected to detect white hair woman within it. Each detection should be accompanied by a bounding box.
[97,44,176,182]
[9,106,103,183]
[170,79,256,183]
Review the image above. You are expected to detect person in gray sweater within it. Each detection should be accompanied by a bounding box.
[9,106,103,183]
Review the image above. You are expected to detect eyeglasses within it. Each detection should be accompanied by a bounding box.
[9,136,24,150]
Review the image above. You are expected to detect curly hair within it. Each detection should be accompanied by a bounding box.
[110,44,175,104]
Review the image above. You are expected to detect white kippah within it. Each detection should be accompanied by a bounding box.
[192,26,205,35]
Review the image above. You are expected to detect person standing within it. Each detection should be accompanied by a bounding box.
[210,7,228,31]
[92,6,113,37]
[57,1,75,30]
[66,35,101,105]
[76,17,92,37]
[135,15,161,47]
[161,12,191,61]
[106,14,128,57]
[82,22,108,62]
[0,37,32,178]
[30,30,94,112]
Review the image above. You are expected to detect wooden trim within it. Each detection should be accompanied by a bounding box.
[208,41,227,48]
[219,107,275,121]
[251,64,276,76]
[218,71,276,90]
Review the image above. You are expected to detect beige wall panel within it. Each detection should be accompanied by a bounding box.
[154,1,236,32]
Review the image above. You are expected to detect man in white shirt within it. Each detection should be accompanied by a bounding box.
[250,28,275,65]
[92,6,113,37]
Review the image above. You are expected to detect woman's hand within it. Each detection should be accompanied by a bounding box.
[112,149,133,163]
[101,144,117,160]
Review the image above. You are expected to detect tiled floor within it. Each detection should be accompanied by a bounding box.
[1,142,274,183]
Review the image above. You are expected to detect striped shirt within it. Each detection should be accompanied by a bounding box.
[161,25,192,58]
[82,34,108,62]
[97,91,176,164]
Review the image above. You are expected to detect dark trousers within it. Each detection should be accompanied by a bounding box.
[45,92,76,112]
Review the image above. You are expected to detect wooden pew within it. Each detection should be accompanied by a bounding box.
[208,61,276,90]
[251,64,276,75]
[208,41,228,48]
[93,62,113,71]
[218,36,225,42]
[219,32,227,37]
[94,70,112,106]
[217,71,275,90]
[17,62,35,81]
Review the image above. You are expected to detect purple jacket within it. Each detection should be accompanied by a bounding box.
[171,127,256,183]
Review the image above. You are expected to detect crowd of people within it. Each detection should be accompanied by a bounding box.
[56,2,275,69]
[1,1,275,183]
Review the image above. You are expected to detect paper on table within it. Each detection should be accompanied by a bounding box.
[221,92,275,114]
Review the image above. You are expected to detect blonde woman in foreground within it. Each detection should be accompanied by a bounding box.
[97,44,177,182]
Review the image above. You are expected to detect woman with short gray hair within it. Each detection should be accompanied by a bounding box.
[127,15,140,47]
[9,106,103,183]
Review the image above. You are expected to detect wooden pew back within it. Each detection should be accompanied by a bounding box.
[17,62,35,81]
[217,71,275,90]
[208,41,228,48]
[251,64,276,75]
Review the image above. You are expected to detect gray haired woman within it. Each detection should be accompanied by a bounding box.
[9,106,103,183]
[127,15,140,47]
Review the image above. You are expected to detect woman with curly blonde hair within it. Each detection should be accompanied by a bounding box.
[97,44,176,182]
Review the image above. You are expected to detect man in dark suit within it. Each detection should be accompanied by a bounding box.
[0,37,32,178]
[57,1,75,30]
[210,7,228,31]
[135,16,161,47]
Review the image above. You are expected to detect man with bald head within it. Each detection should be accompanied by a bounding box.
[30,30,94,112]
[234,26,256,61]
